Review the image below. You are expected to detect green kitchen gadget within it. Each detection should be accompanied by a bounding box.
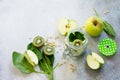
[98,38,117,56]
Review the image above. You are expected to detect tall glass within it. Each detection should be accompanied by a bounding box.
[63,29,88,58]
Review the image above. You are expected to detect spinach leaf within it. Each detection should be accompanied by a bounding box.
[69,32,85,42]
[69,33,76,42]
[38,54,54,74]
[39,59,49,73]
[103,21,116,37]
[12,51,35,74]
[75,31,85,41]
[46,55,54,66]
[27,43,42,61]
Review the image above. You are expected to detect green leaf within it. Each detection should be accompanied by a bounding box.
[45,55,54,67]
[38,54,55,75]
[39,59,49,73]
[69,31,85,42]
[103,21,116,37]
[69,33,76,42]
[27,43,42,60]
[12,51,35,74]
[75,32,85,41]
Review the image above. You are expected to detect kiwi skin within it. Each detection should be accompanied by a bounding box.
[43,45,55,56]
[33,36,44,47]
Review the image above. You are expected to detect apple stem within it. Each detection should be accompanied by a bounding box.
[93,8,100,18]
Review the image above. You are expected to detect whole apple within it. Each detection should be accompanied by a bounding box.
[84,16,103,37]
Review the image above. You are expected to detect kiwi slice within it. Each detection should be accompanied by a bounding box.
[33,36,44,47]
[72,39,83,46]
[43,45,55,55]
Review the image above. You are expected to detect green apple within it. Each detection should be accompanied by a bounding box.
[86,52,104,70]
[24,50,38,66]
[58,17,77,36]
[84,16,103,37]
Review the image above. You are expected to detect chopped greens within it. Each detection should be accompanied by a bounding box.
[69,31,85,42]
[69,33,76,42]
[75,31,85,41]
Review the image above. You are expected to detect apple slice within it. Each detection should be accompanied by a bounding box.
[86,55,100,69]
[24,50,38,66]
[92,52,104,65]
[86,52,104,70]
[58,17,77,36]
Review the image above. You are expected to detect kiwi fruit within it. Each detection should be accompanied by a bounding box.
[72,39,83,46]
[33,36,44,47]
[43,45,55,55]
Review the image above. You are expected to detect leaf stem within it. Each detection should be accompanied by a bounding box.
[53,63,59,70]
[34,70,47,74]
[93,8,99,17]
[48,71,54,80]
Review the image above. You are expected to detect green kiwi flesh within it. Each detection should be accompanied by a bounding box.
[33,36,44,47]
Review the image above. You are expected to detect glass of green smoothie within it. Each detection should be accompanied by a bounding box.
[63,29,88,58]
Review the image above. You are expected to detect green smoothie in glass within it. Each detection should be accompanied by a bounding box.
[63,29,88,57]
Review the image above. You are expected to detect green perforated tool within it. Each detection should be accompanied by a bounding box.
[98,38,117,56]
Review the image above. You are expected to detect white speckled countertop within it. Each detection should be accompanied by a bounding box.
[0,0,120,80]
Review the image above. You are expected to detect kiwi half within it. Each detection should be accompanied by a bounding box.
[43,45,55,55]
[72,39,83,46]
[33,36,44,47]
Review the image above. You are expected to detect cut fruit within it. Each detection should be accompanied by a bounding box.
[43,45,55,56]
[86,52,104,70]
[92,52,104,64]
[33,36,44,47]
[58,17,77,36]
[72,39,83,46]
[86,55,100,70]
[24,50,38,66]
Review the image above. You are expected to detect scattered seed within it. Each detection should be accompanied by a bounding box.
[69,64,76,72]
[70,64,74,67]
[63,61,66,64]
[70,67,76,72]
[58,63,63,67]
[103,11,109,14]
[54,36,60,40]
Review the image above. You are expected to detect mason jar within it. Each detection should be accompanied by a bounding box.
[63,29,88,58]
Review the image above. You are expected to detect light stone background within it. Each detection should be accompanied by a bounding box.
[0,0,120,80]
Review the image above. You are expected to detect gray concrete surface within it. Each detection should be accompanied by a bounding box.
[0,0,120,80]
